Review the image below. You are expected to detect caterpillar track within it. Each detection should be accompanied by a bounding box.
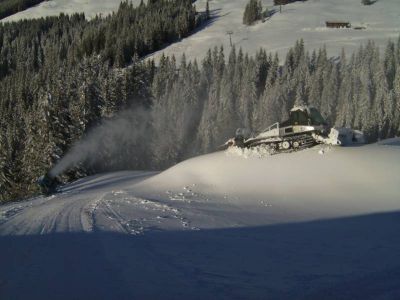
[249,134,317,154]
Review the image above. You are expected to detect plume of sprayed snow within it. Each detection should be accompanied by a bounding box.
[225,146,272,159]
[49,108,150,177]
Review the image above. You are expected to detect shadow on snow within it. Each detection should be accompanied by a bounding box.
[1,211,400,300]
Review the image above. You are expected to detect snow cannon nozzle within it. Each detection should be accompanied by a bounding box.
[37,172,59,195]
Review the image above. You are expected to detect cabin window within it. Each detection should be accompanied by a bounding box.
[291,111,309,125]
[285,127,293,133]
[309,108,326,125]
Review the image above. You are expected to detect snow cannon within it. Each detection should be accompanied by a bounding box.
[37,172,59,195]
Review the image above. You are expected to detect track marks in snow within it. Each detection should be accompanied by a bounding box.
[0,199,39,225]
[166,184,210,203]
[0,206,25,223]
[260,200,273,208]
[89,191,198,235]
[82,193,105,232]
[0,188,200,235]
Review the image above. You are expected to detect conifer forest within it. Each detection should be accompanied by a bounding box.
[1,0,400,202]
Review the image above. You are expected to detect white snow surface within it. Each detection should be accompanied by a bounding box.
[1,140,400,299]
[2,0,399,61]
[0,0,141,22]
[153,0,400,61]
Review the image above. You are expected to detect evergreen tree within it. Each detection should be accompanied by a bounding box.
[206,0,210,20]
[2,29,400,203]
[384,40,396,90]
[243,0,262,25]
[216,46,239,143]
[320,63,339,125]
[0,130,12,202]
[238,57,257,129]
[394,75,400,134]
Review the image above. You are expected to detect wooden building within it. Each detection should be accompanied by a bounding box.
[274,0,300,4]
[326,21,351,28]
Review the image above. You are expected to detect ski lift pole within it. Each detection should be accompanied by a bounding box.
[226,31,233,47]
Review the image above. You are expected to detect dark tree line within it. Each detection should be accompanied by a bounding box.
[0,0,197,80]
[151,39,400,165]
[0,0,198,201]
[0,2,399,202]
[0,0,45,20]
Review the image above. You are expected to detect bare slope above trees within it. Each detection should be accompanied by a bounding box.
[150,0,400,62]
[3,0,399,62]
[0,0,46,20]
[1,0,133,21]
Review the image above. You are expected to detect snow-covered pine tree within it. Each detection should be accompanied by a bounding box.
[355,42,379,140]
[254,49,270,97]
[238,56,257,130]
[254,53,280,130]
[308,47,328,110]
[336,53,355,128]
[151,55,179,167]
[243,0,262,25]
[320,63,339,125]
[216,46,239,143]
[292,47,311,107]
[392,62,400,135]
[384,40,396,91]
[0,130,12,202]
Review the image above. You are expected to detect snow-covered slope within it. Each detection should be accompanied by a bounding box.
[135,140,400,226]
[0,0,141,22]
[1,141,400,299]
[3,0,399,61]
[152,0,400,61]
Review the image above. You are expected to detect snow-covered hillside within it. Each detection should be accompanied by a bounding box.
[3,0,399,61]
[152,0,400,61]
[0,0,141,22]
[1,141,400,299]
[135,141,400,225]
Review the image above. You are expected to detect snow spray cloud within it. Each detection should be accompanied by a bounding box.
[49,108,151,177]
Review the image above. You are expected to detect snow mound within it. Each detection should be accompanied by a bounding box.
[135,141,400,225]
[225,145,272,159]
[377,137,400,146]
[1,140,400,299]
